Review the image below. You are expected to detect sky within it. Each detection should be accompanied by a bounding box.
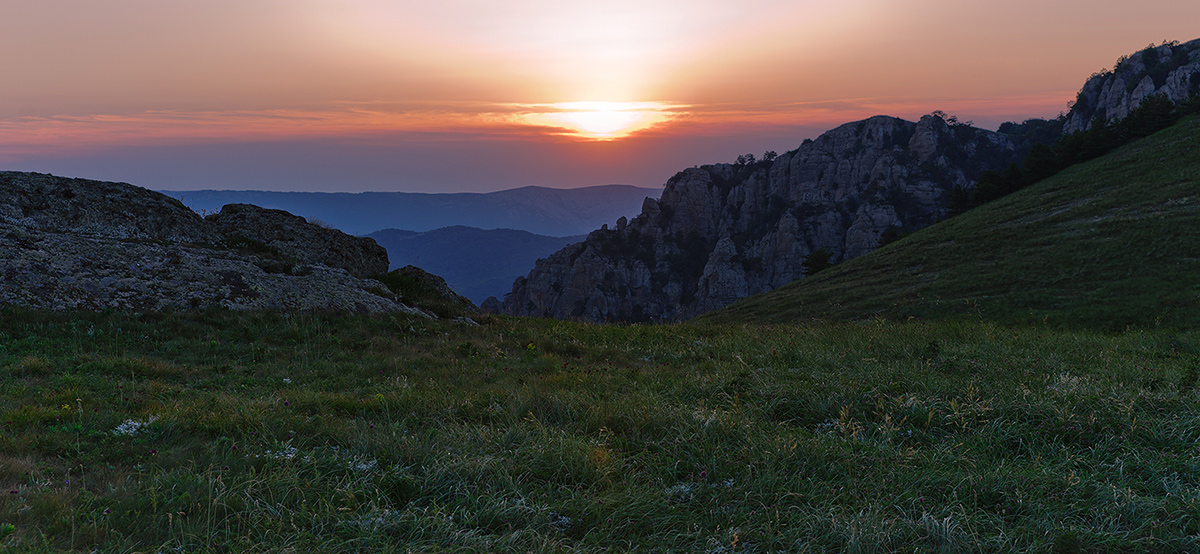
[2,0,1199,193]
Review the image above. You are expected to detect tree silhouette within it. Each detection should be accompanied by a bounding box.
[802,248,835,276]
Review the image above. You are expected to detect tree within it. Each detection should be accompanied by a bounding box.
[802,248,835,276]
[734,153,757,166]
[762,150,778,162]
[929,110,971,127]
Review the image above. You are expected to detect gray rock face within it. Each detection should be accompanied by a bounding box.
[1063,39,1200,134]
[0,172,411,313]
[205,203,389,277]
[501,115,1018,321]
[0,171,218,243]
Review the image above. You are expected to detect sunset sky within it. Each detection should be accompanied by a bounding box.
[3,0,1199,192]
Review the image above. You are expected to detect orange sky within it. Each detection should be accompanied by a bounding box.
[3,0,1199,192]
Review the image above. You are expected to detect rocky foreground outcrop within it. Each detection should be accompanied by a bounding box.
[206,203,389,277]
[498,114,1019,321]
[1064,39,1200,134]
[0,171,418,313]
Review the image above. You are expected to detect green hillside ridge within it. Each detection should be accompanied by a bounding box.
[701,114,1200,330]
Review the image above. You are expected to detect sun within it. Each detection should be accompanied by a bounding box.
[515,102,677,140]
[559,108,645,137]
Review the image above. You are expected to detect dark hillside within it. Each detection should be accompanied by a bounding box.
[701,114,1200,331]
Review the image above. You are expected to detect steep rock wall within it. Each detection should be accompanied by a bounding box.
[1064,39,1200,134]
[501,115,1018,321]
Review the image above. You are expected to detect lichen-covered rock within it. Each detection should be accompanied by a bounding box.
[205,203,389,277]
[501,115,1018,322]
[0,172,414,314]
[0,171,218,243]
[1063,39,1200,134]
[0,219,417,313]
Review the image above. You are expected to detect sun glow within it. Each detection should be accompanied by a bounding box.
[514,102,678,139]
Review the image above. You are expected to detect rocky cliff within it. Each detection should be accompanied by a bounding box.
[1064,39,1200,134]
[499,115,1018,321]
[0,171,417,313]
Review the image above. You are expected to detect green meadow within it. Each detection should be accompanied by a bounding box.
[2,309,1200,553]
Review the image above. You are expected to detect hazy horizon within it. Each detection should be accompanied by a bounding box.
[4,1,1199,193]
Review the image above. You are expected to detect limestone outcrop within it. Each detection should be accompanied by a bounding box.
[499,115,1018,321]
[1064,39,1200,134]
[0,171,414,313]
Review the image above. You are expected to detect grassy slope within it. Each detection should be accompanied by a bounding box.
[702,114,1200,330]
[2,310,1200,552]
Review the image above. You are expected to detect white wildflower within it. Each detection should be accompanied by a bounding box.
[548,512,572,531]
[351,458,378,473]
[262,445,299,460]
[112,416,157,436]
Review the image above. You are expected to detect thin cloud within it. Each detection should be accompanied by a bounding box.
[0,89,1076,164]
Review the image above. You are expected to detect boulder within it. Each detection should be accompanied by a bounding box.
[0,172,416,314]
[205,203,389,278]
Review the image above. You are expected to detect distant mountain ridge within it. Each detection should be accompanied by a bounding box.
[167,184,659,237]
[367,226,584,303]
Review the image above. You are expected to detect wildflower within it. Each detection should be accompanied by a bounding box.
[103,508,112,515]
[264,446,299,460]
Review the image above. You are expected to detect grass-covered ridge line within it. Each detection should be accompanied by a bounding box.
[703,114,1200,330]
[2,310,1200,552]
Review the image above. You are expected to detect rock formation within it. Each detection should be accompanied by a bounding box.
[205,203,388,277]
[0,171,417,313]
[1064,39,1200,134]
[499,115,1018,321]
